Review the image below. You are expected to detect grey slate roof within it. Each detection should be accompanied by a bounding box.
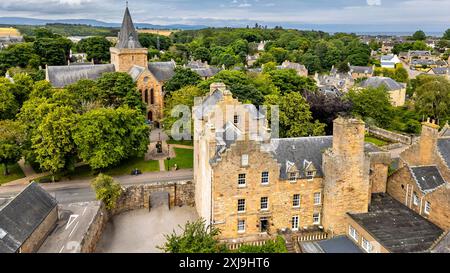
[270,136,332,179]
[193,89,224,120]
[350,65,373,74]
[409,166,446,194]
[411,59,435,66]
[148,61,176,82]
[191,67,221,78]
[440,124,450,137]
[0,183,57,253]
[128,65,145,81]
[431,67,448,75]
[317,236,363,253]
[116,7,143,49]
[269,137,383,179]
[437,138,450,168]
[348,193,444,253]
[210,122,242,164]
[47,64,115,88]
[360,76,405,91]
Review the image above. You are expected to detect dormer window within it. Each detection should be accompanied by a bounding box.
[289,172,297,182]
[234,115,240,125]
[306,170,315,180]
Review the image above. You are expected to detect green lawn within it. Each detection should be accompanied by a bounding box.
[166,139,193,146]
[165,148,193,170]
[0,163,25,185]
[365,135,388,147]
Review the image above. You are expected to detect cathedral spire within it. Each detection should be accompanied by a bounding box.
[116,4,142,49]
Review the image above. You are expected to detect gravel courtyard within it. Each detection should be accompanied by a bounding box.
[95,204,198,253]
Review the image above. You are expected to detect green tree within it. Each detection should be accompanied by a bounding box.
[0,80,19,120]
[159,218,227,253]
[91,174,123,210]
[12,73,34,106]
[33,37,72,66]
[414,77,450,121]
[164,67,202,94]
[443,29,450,40]
[265,92,325,138]
[347,87,393,128]
[255,52,276,66]
[412,30,427,41]
[30,80,54,99]
[266,69,317,94]
[31,106,77,179]
[237,236,288,253]
[192,47,211,63]
[76,36,112,63]
[73,107,150,170]
[268,47,289,64]
[0,120,24,175]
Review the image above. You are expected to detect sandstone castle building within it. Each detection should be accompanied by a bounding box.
[194,83,450,252]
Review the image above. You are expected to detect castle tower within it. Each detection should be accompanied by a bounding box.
[418,118,440,165]
[321,117,371,235]
[110,5,148,72]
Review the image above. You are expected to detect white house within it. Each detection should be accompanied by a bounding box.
[380,54,401,69]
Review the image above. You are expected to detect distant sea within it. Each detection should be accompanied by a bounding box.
[349,31,444,37]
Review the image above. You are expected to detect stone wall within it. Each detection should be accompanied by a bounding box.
[78,180,195,253]
[367,125,413,145]
[20,207,58,253]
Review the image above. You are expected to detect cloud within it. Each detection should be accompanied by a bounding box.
[367,0,382,6]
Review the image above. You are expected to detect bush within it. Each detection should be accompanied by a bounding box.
[91,174,122,210]
[236,236,288,253]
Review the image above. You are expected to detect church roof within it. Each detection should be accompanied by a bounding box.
[128,65,145,81]
[116,7,143,49]
[0,183,57,253]
[47,64,115,88]
[148,61,176,82]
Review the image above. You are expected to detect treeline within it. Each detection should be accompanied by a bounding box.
[16,23,117,37]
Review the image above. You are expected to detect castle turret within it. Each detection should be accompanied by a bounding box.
[321,117,371,235]
[110,5,148,72]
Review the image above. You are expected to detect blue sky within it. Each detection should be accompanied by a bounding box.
[1,0,449,32]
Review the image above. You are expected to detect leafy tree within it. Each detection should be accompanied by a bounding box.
[412,30,426,41]
[96,72,146,111]
[76,36,112,63]
[414,77,450,121]
[33,37,72,66]
[219,53,237,69]
[347,86,393,128]
[73,107,150,170]
[11,73,34,106]
[0,80,19,120]
[192,47,211,63]
[443,28,450,40]
[65,79,102,103]
[139,33,172,50]
[0,120,24,175]
[300,53,321,74]
[164,67,202,94]
[268,47,289,64]
[31,106,77,179]
[163,86,205,132]
[30,80,54,99]
[265,92,326,138]
[91,174,123,210]
[307,92,353,135]
[266,69,317,95]
[255,52,276,66]
[159,218,227,253]
[369,39,381,51]
[337,62,350,73]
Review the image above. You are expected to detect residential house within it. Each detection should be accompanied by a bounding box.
[349,64,375,79]
[279,60,308,77]
[359,76,406,107]
[185,60,221,80]
[380,54,401,68]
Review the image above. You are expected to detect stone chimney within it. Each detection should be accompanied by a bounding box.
[418,118,440,165]
[321,116,370,236]
[209,82,228,95]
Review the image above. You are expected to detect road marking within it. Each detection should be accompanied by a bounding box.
[68,221,79,238]
[82,207,87,216]
[59,246,64,253]
[65,214,79,230]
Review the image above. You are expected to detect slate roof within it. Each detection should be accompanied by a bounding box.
[0,183,57,253]
[350,65,373,74]
[193,89,224,120]
[47,64,115,88]
[210,122,242,164]
[128,65,145,81]
[116,7,143,49]
[409,166,446,194]
[437,138,450,168]
[191,67,221,78]
[317,236,363,253]
[348,193,444,253]
[147,61,176,82]
[360,76,405,91]
[409,50,431,56]
[440,124,450,137]
[431,67,448,75]
[411,59,435,66]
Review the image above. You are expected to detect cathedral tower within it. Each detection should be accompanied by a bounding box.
[110,5,148,72]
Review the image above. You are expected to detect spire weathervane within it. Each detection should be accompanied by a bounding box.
[126,1,128,8]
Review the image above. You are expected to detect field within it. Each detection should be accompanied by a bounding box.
[165,148,193,170]
[137,29,177,36]
[0,27,21,36]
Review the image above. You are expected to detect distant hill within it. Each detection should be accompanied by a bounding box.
[0,17,207,30]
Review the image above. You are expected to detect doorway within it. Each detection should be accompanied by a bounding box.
[260,217,269,233]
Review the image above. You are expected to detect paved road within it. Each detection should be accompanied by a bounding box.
[0,169,194,204]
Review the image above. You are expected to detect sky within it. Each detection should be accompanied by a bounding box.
[0,0,449,32]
